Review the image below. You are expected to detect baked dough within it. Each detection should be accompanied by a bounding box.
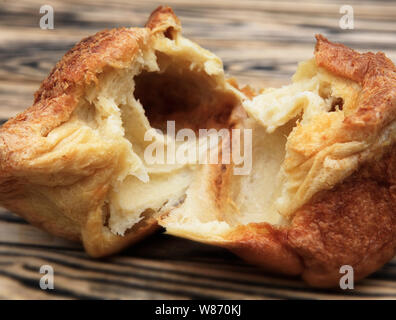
[0,7,244,257]
[0,6,394,287]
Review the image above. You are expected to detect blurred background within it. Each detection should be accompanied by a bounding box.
[0,0,395,299]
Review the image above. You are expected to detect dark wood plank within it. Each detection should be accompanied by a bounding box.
[0,210,395,299]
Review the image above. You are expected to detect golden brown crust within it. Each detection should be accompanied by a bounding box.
[82,209,159,258]
[287,146,396,287]
[145,5,181,34]
[34,29,144,104]
[226,223,304,276]
[315,34,396,134]
[0,27,146,167]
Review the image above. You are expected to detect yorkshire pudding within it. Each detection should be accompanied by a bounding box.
[0,7,394,287]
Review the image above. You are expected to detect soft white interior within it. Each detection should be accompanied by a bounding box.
[159,59,365,241]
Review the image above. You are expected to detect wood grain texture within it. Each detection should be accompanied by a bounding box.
[0,0,395,299]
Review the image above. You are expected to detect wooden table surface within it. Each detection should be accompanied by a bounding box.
[0,0,395,299]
